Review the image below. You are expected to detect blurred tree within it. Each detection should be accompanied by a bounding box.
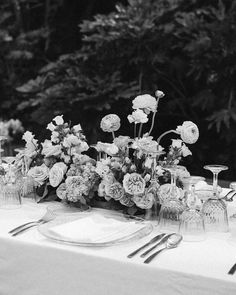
[1,0,236,179]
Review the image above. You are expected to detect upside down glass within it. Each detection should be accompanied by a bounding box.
[158,165,186,232]
[202,165,229,233]
[179,176,206,241]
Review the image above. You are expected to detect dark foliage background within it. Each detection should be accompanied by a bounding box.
[0,0,236,181]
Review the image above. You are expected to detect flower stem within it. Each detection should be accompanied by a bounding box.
[138,123,143,138]
[148,111,157,136]
[112,131,115,140]
[134,124,137,138]
[157,130,179,145]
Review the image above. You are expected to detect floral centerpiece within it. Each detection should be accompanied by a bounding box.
[15,115,98,207]
[93,90,199,215]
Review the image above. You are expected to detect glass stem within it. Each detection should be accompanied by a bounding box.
[212,172,218,197]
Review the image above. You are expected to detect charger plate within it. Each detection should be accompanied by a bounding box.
[38,209,153,247]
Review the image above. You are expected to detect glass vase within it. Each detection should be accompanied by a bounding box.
[144,151,164,221]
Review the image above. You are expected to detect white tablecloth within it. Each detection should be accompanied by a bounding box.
[1,200,236,295]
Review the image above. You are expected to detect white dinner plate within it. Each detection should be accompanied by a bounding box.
[38,209,153,247]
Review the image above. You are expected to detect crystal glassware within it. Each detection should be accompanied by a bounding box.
[143,151,165,221]
[202,165,229,232]
[179,176,206,241]
[158,165,186,232]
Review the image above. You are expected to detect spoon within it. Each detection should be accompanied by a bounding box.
[143,233,183,264]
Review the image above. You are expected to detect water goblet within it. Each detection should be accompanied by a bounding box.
[179,176,206,242]
[158,165,186,232]
[202,165,229,232]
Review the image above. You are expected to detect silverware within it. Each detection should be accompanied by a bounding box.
[127,233,166,258]
[140,233,173,257]
[228,263,236,275]
[9,210,55,236]
[223,190,236,202]
[144,233,183,264]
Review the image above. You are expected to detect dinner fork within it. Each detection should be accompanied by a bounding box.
[9,209,55,236]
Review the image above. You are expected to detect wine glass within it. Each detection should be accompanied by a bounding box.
[202,165,229,232]
[158,165,186,232]
[179,176,206,241]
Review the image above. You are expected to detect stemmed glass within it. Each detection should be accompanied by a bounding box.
[2,156,16,183]
[143,150,165,221]
[202,165,229,232]
[179,176,206,241]
[158,165,186,232]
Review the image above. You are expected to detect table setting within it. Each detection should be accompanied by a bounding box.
[1,91,236,295]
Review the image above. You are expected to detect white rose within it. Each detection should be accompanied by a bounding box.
[56,183,67,200]
[72,124,82,133]
[47,122,56,132]
[171,139,183,149]
[53,115,64,125]
[127,109,148,124]
[28,164,49,186]
[51,131,60,143]
[132,94,157,113]
[181,144,192,157]
[63,134,80,148]
[49,162,67,187]
[106,143,119,155]
[176,121,199,144]
[123,173,146,195]
[42,140,62,157]
[22,131,35,143]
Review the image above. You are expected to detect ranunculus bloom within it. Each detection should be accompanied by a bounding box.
[100,114,121,132]
[53,115,64,125]
[28,164,49,186]
[127,109,148,124]
[132,94,157,113]
[133,193,154,209]
[123,173,145,195]
[155,90,165,99]
[176,121,199,144]
[49,162,67,187]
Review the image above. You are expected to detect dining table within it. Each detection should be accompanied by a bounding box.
[1,194,236,295]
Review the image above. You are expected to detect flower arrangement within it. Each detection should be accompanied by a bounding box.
[15,115,98,205]
[93,90,199,214]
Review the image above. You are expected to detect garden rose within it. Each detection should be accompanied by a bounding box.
[56,183,67,200]
[105,182,125,200]
[176,121,199,144]
[100,114,121,132]
[123,173,145,195]
[28,164,49,186]
[133,193,154,209]
[127,109,148,124]
[63,134,81,148]
[132,94,157,113]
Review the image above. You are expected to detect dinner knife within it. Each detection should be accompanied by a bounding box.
[127,233,166,258]
[228,263,236,275]
[140,233,174,257]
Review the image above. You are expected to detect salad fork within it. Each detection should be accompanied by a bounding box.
[9,209,55,236]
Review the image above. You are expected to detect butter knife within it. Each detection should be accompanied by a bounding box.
[127,233,166,258]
